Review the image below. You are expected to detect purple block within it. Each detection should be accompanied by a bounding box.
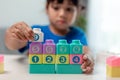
[29,42,42,54]
[43,39,56,54]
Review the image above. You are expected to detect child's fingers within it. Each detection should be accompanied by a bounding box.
[20,23,34,40]
[85,62,94,74]
[84,67,93,74]
[15,29,27,41]
[14,24,33,40]
[11,28,28,41]
[81,59,93,72]
[82,61,94,74]
[24,26,34,40]
[83,54,88,61]
[81,61,87,69]
[14,25,29,40]
[10,22,34,41]
[11,32,26,42]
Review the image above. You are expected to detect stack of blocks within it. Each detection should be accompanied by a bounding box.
[106,56,120,77]
[29,28,83,74]
[56,40,83,74]
[0,55,4,74]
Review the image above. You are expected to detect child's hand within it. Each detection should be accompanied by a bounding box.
[8,22,34,42]
[81,46,94,74]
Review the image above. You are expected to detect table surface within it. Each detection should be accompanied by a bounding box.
[0,54,120,80]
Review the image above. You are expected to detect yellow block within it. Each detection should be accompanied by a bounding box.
[43,54,55,64]
[107,65,120,77]
[29,54,43,64]
[0,63,4,74]
[56,54,69,64]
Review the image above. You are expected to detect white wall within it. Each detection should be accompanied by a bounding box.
[88,0,120,54]
[0,0,49,27]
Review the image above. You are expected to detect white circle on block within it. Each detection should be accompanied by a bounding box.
[60,46,66,52]
[73,46,80,53]
[46,46,53,53]
[32,45,40,53]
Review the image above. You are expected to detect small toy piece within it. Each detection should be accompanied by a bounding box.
[106,56,120,77]
[70,40,83,54]
[43,39,56,54]
[29,42,43,54]
[0,55,4,73]
[33,28,44,42]
[42,40,56,73]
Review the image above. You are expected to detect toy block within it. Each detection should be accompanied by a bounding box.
[106,56,120,77]
[0,55,4,63]
[29,42,43,54]
[29,54,43,64]
[43,54,55,64]
[0,55,4,73]
[70,40,83,54]
[56,40,69,54]
[43,39,56,54]
[70,54,83,64]
[33,28,44,42]
[56,54,69,64]
[56,64,83,74]
[29,64,55,74]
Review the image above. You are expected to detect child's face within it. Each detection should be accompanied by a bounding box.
[46,0,79,31]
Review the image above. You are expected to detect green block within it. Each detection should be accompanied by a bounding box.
[29,64,55,74]
[56,40,70,54]
[56,64,83,74]
[70,40,83,54]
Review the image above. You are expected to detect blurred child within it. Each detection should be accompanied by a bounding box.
[5,0,94,74]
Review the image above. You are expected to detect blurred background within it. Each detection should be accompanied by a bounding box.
[0,0,120,55]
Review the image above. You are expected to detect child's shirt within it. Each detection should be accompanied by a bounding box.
[18,25,88,53]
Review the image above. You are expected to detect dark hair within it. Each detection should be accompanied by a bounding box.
[47,0,80,7]
[46,0,85,9]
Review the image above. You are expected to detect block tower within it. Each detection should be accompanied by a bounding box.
[56,40,83,74]
[29,27,83,74]
[0,55,4,73]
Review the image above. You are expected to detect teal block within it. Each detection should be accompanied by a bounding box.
[56,64,83,74]
[56,40,69,54]
[29,64,55,74]
[70,40,83,54]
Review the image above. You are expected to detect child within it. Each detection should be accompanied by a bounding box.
[5,0,94,74]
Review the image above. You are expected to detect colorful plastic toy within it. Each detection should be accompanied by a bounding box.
[0,55,4,73]
[33,28,44,42]
[29,28,83,74]
[106,56,120,77]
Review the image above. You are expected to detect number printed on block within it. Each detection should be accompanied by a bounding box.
[29,42,43,54]
[43,45,55,54]
[70,54,83,64]
[70,40,83,54]
[34,33,40,41]
[29,54,43,64]
[70,45,83,54]
[43,55,55,64]
[57,45,69,54]
[56,40,69,54]
[43,39,56,54]
[56,55,69,64]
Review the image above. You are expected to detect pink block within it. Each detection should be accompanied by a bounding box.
[70,54,83,64]
[29,42,43,54]
[43,39,56,54]
[106,56,120,67]
[0,55,4,63]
